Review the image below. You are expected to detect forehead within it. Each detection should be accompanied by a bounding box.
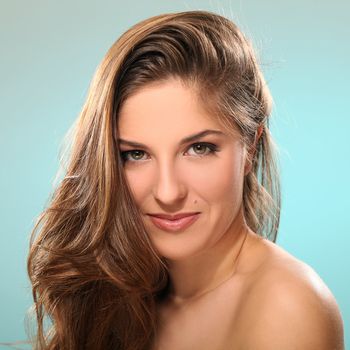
[117,78,222,138]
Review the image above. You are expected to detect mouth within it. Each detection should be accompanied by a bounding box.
[147,213,200,232]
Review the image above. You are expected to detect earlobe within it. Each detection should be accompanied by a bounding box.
[243,146,252,176]
[256,125,264,141]
[244,166,250,176]
[244,159,252,176]
[244,125,264,176]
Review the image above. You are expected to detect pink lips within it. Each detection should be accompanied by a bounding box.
[148,213,200,232]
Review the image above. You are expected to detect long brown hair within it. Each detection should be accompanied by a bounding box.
[27,10,280,350]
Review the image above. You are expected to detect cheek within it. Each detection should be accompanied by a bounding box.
[123,169,153,204]
[184,155,245,202]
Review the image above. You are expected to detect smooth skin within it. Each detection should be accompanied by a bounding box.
[117,78,344,349]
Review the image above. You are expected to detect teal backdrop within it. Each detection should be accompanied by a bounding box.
[1,0,349,348]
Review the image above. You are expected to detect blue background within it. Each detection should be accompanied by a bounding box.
[1,0,349,348]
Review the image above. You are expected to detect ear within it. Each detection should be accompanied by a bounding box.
[244,125,264,176]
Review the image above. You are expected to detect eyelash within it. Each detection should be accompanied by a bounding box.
[119,142,219,164]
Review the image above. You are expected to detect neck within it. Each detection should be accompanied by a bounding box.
[165,207,250,305]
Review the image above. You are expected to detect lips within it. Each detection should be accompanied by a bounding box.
[147,213,200,232]
[148,212,200,220]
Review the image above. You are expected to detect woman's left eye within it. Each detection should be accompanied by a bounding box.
[186,142,218,156]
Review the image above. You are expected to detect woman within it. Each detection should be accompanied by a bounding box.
[27,10,344,350]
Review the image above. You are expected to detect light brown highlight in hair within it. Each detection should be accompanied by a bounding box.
[27,10,281,350]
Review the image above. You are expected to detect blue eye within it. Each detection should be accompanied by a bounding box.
[120,142,219,164]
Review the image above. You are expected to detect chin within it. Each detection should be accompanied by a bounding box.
[143,217,214,260]
[149,235,208,261]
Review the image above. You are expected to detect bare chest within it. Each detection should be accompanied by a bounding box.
[151,282,246,350]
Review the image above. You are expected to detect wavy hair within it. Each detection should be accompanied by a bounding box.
[27,10,281,350]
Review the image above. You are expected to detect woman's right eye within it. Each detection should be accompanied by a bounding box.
[120,150,147,163]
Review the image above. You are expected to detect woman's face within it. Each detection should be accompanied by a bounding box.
[118,78,248,261]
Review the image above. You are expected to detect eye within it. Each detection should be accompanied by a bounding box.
[186,142,218,157]
[119,142,219,164]
[120,149,146,163]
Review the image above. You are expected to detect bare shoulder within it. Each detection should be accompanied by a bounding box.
[235,235,345,350]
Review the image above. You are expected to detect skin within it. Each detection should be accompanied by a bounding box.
[117,78,344,349]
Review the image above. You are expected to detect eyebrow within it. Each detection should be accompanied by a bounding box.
[118,129,225,148]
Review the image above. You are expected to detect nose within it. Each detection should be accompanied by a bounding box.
[152,159,187,205]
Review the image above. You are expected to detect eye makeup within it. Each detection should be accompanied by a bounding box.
[119,141,220,164]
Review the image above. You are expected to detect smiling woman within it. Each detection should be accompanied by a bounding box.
[26,9,344,350]
[117,79,252,266]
